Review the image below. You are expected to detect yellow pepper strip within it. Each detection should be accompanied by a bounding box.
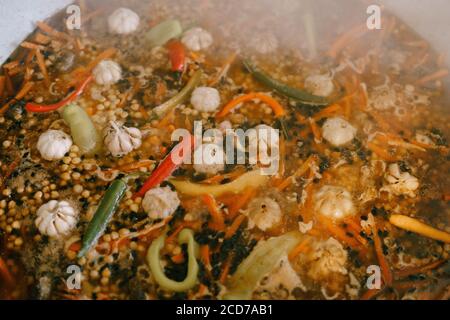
[389,215,450,244]
[147,229,199,292]
[170,169,269,198]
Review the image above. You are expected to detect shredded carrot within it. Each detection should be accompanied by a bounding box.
[277,154,317,191]
[319,216,364,250]
[313,104,343,121]
[0,256,14,287]
[171,253,185,264]
[2,60,20,71]
[155,81,167,104]
[308,117,322,143]
[216,92,286,118]
[202,194,225,231]
[165,221,200,244]
[227,187,256,219]
[288,238,311,261]
[209,51,237,86]
[415,69,449,86]
[367,142,398,162]
[114,160,155,173]
[360,288,382,300]
[0,81,35,115]
[395,259,445,279]
[68,241,81,252]
[34,32,51,45]
[35,49,50,87]
[443,194,450,202]
[371,220,393,286]
[86,48,117,72]
[36,21,72,42]
[0,76,5,99]
[225,215,246,239]
[20,41,45,51]
[328,23,370,58]
[200,245,211,269]
[219,257,232,284]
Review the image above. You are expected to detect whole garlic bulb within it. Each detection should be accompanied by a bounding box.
[190,87,221,113]
[93,60,122,85]
[108,7,140,35]
[314,185,356,220]
[304,74,335,97]
[322,117,357,147]
[142,187,180,220]
[181,27,213,51]
[35,200,78,238]
[381,163,419,197]
[246,197,282,231]
[37,130,72,161]
[103,121,142,157]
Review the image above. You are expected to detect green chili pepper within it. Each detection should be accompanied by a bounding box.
[146,19,183,48]
[62,103,102,156]
[77,178,128,258]
[152,69,202,118]
[147,228,199,292]
[243,60,331,106]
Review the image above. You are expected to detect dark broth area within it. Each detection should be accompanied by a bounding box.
[0,0,449,299]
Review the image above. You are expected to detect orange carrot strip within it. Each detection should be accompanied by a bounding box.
[86,48,117,72]
[200,245,211,269]
[20,41,45,51]
[0,256,14,287]
[202,194,225,231]
[288,238,311,261]
[34,32,51,45]
[36,21,72,42]
[443,194,450,202]
[371,221,393,286]
[219,257,232,284]
[171,253,185,264]
[360,288,382,300]
[216,92,286,118]
[367,142,398,162]
[0,81,35,115]
[313,104,343,121]
[225,215,246,239]
[320,216,363,250]
[35,49,50,87]
[0,76,5,99]
[227,188,256,219]
[415,69,449,86]
[328,23,370,58]
[114,160,155,173]
[308,117,322,143]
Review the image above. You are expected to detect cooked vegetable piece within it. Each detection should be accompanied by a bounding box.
[216,92,285,118]
[62,103,102,156]
[78,178,128,257]
[167,40,186,73]
[25,75,93,113]
[152,69,202,118]
[243,60,331,106]
[170,169,269,197]
[133,134,193,199]
[389,215,450,243]
[146,19,183,48]
[222,231,303,300]
[147,228,199,291]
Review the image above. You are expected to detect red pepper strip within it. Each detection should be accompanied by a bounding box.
[167,40,186,73]
[133,134,194,199]
[25,75,93,113]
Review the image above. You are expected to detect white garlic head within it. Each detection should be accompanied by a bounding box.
[307,237,348,280]
[93,60,122,85]
[246,197,282,231]
[108,7,140,35]
[35,200,78,238]
[304,74,335,97]
[182,27,213,51]
[103,121,142,157]
[322,117,357,147]
[37,129,73,161]
[382,163,419,198]
[142,187,180,220]
[314,185,356,220]
[191,87,221,113]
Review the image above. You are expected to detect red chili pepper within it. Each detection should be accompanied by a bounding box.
[167,40,186,73]
[133,134,194,199]
[25,75,93,113]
